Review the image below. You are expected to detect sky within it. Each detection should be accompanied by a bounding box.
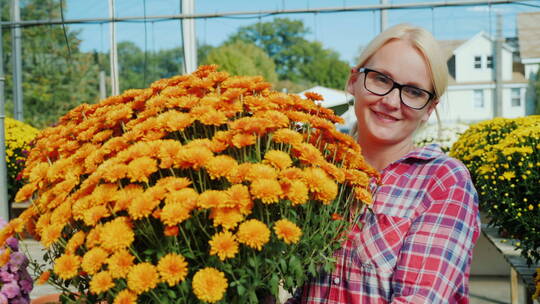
[63,0,540,65]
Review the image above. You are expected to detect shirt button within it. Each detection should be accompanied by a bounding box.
[333,277,340,285]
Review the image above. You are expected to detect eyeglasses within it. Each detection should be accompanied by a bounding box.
[358,67,435,110]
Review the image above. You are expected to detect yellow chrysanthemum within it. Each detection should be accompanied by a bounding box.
[274,219,302,244]
[263,150,292,170]
[192,267,228,303]
[272,128,303,146]
[89,271,115,294]
[107,249,134,279]
[209,231,239,261]
[113,289,138,304]
[40,223,64,248]
[83,205,110,226]
[85,226,102,249]
[236,219,270,251]
[65,231,86,254]
[245,164,277,181]
[82,247,109,275]
[53,254,81,280]
[250,179,282,204]
[157,253,188,286]
[160,202,192,226]
[127,262,159,295]
[226,184,252,215]
[100,217,135,252]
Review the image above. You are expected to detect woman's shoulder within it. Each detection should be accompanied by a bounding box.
[410,144,473,183]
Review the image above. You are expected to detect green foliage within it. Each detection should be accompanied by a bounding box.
[228,18,349,89]
[202,41,277,83]
[2,0,100,128]
[450,116,540,264]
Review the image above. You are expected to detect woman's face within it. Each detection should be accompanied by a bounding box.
[349,39,437,147]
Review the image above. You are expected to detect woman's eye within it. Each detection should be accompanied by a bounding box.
[374,74,390,84]
[404,87,424,98]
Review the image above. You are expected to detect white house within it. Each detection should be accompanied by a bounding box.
[435,31,528,123]
[517,11,540,79]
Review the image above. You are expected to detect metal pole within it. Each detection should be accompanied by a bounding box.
[109,0,119,96]
[0,2,12,221]
[494,13,503,117]
[0,0,531,28]
[11,0,23,121]
[380,0,387,32]
[99,71,106,100]
[181,0,197,74]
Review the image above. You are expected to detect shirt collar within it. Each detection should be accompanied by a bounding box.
[402,143,443,161]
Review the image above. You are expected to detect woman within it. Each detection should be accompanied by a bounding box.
[287,24,480,303]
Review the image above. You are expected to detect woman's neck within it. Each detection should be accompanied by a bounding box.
[358,137,415,172]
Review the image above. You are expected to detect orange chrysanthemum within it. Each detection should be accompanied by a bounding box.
[36,270,51,285]
[354,186,373,204]
[304,91,324,101]
[205,155,238,180]
[53,254,81,280]
[81,247,109,275]
[197,190,231,209]
[274,219,303,244]
[231,133,257,149]
[192,267,228,303]
[157,253,188,286]
[107,249,134,279]
[210,207,244,230]
[100,217,135,251]
[0,248,10,267]
[236,219,270,251]
[176,146,213,170]
[161,203,192,227]
[114,184,144,212]
[127,262,159,295]
[90,271,115,294]
[226,184,252,214]
[250,179,282,204]
[209,231,239,261]
[83,205,110,226]
[282,180,309,206]
[295,143,325,165]
[126,156,158,183]
[263,150,292,170]
[113,290,138,304]
[199,108,228,126]
[245,164,277,181]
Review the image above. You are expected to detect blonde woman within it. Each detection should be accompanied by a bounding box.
[287,24,480,303]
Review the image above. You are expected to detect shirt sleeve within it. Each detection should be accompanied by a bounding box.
[390,160,480,303]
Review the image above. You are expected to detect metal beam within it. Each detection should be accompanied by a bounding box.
[0,2,11,221]
[11,0,23,121]
[0,0,532,28]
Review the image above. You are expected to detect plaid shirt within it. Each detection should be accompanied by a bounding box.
[287,144,480,304]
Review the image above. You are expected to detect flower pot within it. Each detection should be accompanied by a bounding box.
[31,293,60,304]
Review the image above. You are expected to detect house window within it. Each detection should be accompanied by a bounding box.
[511,88,521,107]
[474,90,484,108]
[474,56,482,69]
[486,56,493,69]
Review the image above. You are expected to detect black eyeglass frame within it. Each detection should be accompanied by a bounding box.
[357,67,436,110]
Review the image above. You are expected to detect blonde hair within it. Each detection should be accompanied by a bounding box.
[349,23,448,139]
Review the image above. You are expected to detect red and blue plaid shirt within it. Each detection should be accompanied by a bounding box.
[287,144,480,304]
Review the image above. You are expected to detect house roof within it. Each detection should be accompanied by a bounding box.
[447,71,528,86]
[438,31,514,60]
[517,11,540,60]
[438,40,465,60]
[298,86,353,108]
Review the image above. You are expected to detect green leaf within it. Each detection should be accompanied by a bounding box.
[269,273,279,296]
[237,284,246,296]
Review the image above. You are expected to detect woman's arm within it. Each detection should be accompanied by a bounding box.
[390,160,480,303]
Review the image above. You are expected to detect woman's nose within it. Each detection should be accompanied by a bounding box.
[381,87,401,109]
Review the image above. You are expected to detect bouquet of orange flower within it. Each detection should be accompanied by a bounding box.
[2,65,376,303]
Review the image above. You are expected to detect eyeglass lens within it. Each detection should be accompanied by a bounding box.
[364,70,430,109]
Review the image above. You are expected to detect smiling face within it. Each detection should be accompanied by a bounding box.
[349,39,437,149]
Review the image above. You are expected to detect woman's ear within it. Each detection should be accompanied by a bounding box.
[347,70,358,94]
[421,99,438,123]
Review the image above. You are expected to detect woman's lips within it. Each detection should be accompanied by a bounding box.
[371,109,399,122]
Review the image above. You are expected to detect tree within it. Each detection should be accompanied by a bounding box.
[227,18,349,89]
[2,0,100,128]
[202,41,277,83]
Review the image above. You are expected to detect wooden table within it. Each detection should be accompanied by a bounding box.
[482,224,539,304]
